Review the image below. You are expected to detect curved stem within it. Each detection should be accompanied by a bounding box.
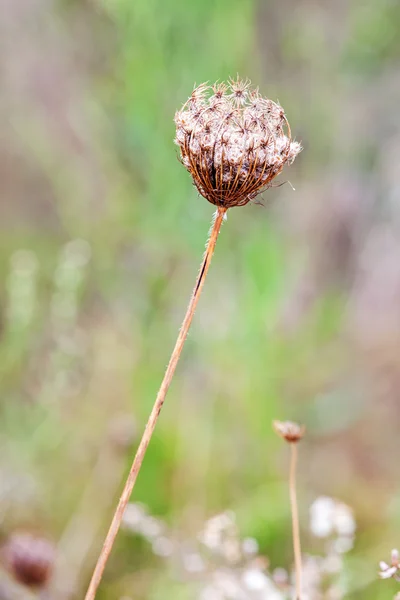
[290,443,302,599]
[84,206,227,600]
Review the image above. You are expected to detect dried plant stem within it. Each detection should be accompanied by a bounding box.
[290,443,302,600]
[84,206,227,600]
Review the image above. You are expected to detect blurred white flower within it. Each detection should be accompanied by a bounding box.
[332,536,354,554]
[310,496,336,537]
[334,507,356,537]
[242,568,268,591]
[122,503,147,531]
[139,516,163,539]
[242,537,259,556]
[199,512,237,550]
[182,552,205,574]
[310,496,355,540]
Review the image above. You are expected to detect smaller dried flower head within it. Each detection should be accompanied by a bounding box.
[379,548,400,581]
[3,532,55,587]
[174,78,301,208]
[273,420,305,443]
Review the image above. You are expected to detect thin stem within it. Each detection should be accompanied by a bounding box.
[84,206,227,600]
[290,443,302,600]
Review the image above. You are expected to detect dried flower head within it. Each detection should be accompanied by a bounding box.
[379,548,400,581]
[3,532,55,587]
[273,420,305,443]
[174,78,301,208]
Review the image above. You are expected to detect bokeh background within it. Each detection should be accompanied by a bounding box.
[1,0,400,598]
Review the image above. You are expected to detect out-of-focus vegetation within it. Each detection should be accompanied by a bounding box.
[1,0,400,598]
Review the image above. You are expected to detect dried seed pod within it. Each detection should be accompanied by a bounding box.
[273,420,305,443]
[174,77,301,208]
[3,532,55,587]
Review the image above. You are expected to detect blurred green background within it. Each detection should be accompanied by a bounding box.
[1,0,400,598]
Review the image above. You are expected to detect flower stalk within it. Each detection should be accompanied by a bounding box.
[84,206,226,600]
[85,78,301,599]
[273,420,305,599]
[290,442,302,600]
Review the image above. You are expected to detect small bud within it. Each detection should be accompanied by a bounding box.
[3,532,55,587]
[273,420,305,443]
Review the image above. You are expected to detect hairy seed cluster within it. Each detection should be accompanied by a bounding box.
[174,78,301,208]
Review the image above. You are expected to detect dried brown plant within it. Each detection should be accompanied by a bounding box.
[84,79,301,600]
[274,420,305,599]
[175,78,301,208]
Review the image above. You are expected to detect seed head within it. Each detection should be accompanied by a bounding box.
[174,78,301,208]
[3,532,55,587]
[273,420,305,443]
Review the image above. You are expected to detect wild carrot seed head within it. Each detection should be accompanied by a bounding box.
[174,78,301,208]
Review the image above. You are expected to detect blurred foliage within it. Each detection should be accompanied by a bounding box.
[0,0,400,598]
